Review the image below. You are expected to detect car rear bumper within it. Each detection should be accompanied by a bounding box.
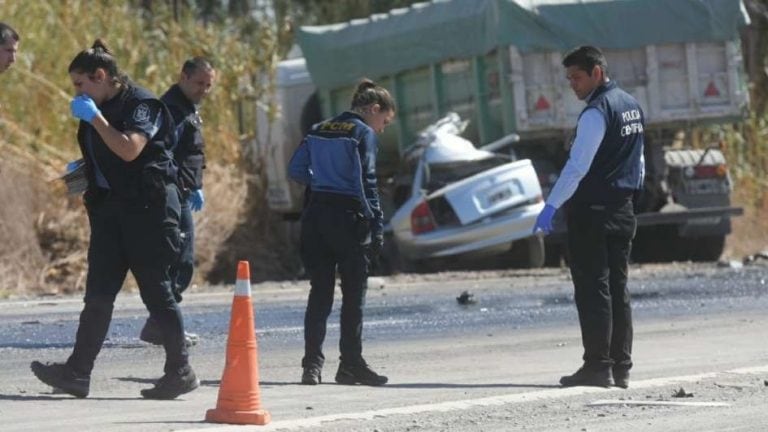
[395,202,544,259]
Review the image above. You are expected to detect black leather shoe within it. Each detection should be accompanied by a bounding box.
[31,361,90,398]
[335,362,388,386]
[613,368,630,389]
[141,366,199,399]
[559,366,612,388]
[301,366,322,385]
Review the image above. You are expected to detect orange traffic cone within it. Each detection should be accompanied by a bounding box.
[205,261,271,425]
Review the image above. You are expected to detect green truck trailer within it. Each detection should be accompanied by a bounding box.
[258,0,748,266]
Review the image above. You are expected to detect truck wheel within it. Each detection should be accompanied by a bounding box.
[690,235,726,262]
[508,236,546,268]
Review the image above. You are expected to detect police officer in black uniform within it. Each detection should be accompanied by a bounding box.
[533,46,645,389]
[30,40,198,400]
[288,79,395,386]
[140,57,215,347]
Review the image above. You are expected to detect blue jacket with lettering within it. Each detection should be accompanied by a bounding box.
[571,80,645,205]
[288,111,383,236]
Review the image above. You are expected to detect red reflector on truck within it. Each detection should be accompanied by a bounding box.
[694,164,727,178]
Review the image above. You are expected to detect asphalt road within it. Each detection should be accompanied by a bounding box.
[0,261,767,431]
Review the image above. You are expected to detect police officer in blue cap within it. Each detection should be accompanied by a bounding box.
[31,39,198,400]
[534,46,645,389]
[288,79,395,386]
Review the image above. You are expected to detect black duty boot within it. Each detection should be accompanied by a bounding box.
[612,368,630,389]
[301,366,322,385]
[335,362,388,386]
[559,366,613,388]
[30,361,90,398]
[140,366,199,399]
[140,317,199,347]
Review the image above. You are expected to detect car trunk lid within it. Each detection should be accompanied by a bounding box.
[429,159,541,226]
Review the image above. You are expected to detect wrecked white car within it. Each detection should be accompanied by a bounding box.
[381,113,545,272]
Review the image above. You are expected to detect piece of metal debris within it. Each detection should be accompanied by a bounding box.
[456,291,477,305]
[672,387,694,398]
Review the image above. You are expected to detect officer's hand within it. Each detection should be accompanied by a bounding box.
[370,234,384,258]
[533,204,556,235]
[188,189,205,212]
[65,159,83,174]
[70,95,101,123]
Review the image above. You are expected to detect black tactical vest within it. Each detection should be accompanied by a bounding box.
[77,83,178,202]
[570,81,645,205]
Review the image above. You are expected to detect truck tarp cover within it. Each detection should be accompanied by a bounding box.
[297,0,748,89]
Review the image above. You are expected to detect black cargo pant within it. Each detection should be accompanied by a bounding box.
[66,184,189,376]
[566,199,636,373]
[300,192,370,369]
[169,199,194,302]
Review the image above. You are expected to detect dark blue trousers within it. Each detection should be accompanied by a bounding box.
[566,199,636,372]
[169,200,194,302]
[67,184,189,376]
[300,195,370,369]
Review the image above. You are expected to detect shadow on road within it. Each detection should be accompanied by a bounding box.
[116,376,222,388]
[115,376,155,384]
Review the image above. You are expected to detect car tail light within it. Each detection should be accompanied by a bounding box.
[411,200,436,235]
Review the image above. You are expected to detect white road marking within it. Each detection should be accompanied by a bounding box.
[177,364,768,432]
[256,319,411,335]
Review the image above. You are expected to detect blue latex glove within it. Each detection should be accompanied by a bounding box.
[533,204,557,235]
[65,159,83,173]
[188,189,205,212]
[70,95,100,123]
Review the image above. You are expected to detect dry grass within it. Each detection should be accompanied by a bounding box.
[0,157,47,297]
[725,185,768,259]
[0,2,288,297]
[5,158,296,298]
[0,2,765,297]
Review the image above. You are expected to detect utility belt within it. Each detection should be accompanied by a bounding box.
[84,163,178,210]
[569,186,636,209]
[309,191,364,212]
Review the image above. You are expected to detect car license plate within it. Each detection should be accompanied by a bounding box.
[486,186,514,207]
[684,179,728,195]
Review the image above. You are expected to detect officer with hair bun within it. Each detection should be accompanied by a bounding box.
[288,78,395,386]
[30,39,198,400]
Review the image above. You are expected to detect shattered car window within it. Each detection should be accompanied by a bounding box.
[425,155,510,193]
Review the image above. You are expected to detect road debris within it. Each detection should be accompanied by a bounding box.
[672,387,694,398]
[456,291,477,305]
